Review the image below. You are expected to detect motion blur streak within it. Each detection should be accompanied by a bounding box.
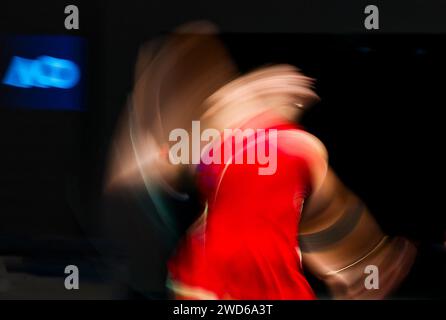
[104,22,416,300]
[104,22,237,237]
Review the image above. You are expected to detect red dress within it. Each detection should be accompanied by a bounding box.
[168,120,317,300]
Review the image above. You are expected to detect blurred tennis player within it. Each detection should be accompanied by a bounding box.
[105,22,416,300]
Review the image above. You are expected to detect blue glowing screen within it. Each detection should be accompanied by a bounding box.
[0,35,86,111]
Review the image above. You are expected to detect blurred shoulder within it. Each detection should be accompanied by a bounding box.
[277,127,328,192]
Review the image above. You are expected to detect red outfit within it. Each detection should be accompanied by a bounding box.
[168,120,317,299]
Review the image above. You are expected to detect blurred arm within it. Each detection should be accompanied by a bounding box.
[300,162,416,299]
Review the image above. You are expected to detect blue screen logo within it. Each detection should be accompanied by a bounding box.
[3,55,80,89]
[0,35,86,111]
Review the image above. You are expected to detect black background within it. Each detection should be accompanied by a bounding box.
[0,0,444,299]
